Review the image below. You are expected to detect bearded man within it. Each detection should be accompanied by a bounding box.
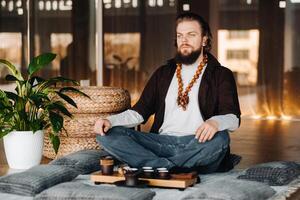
[94,12,241,173]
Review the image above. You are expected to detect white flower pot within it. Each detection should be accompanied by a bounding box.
[3,130,44,169]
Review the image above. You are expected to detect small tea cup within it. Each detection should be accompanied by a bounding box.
[143,169,154,178]
[158,170,170,179]
[124,168,139,186]
[100,156,114,175]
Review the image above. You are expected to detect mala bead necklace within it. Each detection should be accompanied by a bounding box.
[176,54,208,110]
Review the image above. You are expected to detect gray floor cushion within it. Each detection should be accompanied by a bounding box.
[0,165,78,196]
[2,172,300,200]
[181,177,275,200]
[34,182,156,200]
[237,161,300,186]
[49,149,110,174]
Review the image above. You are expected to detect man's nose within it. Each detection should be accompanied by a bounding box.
[181,36,188,42]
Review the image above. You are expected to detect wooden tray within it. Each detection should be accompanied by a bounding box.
[90,171,198,189]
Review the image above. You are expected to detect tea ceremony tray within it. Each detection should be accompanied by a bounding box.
[90,171,198,189]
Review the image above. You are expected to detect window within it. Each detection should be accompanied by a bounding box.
[226,49,249,59]
[228,31,249,39]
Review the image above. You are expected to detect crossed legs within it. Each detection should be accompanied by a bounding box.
[96,126,229,173]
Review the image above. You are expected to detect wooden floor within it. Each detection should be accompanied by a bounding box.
[231,118,300,169]
[0,118,300,198]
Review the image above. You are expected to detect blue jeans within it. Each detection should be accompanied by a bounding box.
[96,126,229,173]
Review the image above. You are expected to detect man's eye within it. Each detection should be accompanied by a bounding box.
[188,33,196,37]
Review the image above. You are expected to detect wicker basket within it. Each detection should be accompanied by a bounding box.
[62,86,131,114]
[61,113,116,138]
[43,135,100,159]
[43,86,131,159]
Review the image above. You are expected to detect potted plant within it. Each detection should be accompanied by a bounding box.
[0,53,89,169]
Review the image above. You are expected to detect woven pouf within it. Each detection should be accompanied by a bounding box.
[43,87,131,159]
[43,136,100,159]
[62,86,131,114]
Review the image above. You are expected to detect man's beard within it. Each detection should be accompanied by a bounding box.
[175,47,202,65]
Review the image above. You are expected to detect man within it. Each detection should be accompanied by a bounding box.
[94,12,241,173]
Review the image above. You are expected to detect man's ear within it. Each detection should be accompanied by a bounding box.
[202,36,208,46]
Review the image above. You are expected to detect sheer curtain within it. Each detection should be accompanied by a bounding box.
[102,0,177,103]
[102,0,300,128]
[216,0,300,120]
[0,0,97,86]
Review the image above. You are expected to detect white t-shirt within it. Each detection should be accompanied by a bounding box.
[158,62,206,136]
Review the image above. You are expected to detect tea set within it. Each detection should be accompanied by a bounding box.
[100,156,171,187]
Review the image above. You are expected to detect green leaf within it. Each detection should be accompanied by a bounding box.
[43,123,51,130]
[49,133,60,154]
[47,101,72,118]
[46,77,78,86]
[38,77,78,92]
[27,53,56,76]
[0,128,11,138]
[29,93,49,107]
[59,87,90,99]
[49,111,63,133]
[15,97,25,112]
[29,119,42,132]
[0,91,11,108]
[20,82,29,97]
[0,102,8,110]
[0,90,6,98]
[55,91,77,108]
[3,112,15,122]
[0,59,24,81]
[5,74,19,82]
[5,91,19,102]
[29,76,45,86]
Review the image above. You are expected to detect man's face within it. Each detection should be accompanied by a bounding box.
[176,20,206,64]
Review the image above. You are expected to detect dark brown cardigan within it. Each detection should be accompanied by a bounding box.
[131,53,241,133]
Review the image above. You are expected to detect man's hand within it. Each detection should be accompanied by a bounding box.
[94,119,112,136]
[195,119,219,143]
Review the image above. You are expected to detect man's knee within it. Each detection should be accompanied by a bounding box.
[96,134,108,146]
[192,131,229,156]
[103,126,128,137]
[202,131,229,157]
[195,132,229,167]
[211,130,230,147]
[108,126,128,135]
[192,130,229,149]
[96,126,127,144]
